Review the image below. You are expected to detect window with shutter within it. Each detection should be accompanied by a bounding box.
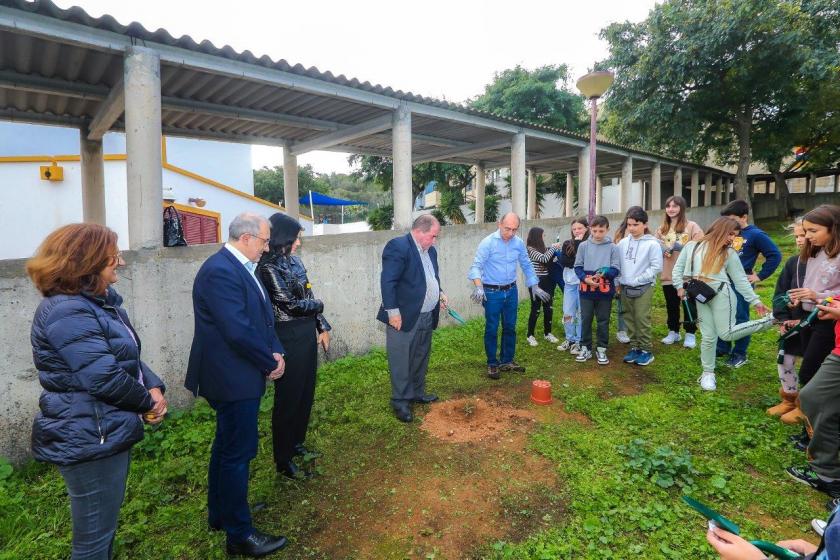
[163,203,220,245]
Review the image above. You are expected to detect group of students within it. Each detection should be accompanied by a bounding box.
[525,196,780,390]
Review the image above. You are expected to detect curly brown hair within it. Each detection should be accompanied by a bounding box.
[26,223,119,296]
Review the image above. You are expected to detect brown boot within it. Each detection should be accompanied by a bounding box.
[767,389,797,417]
[781,396,808,425]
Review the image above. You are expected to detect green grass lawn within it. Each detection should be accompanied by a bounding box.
[0,220,828,559]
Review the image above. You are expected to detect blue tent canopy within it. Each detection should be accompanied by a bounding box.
[298,191,368,206]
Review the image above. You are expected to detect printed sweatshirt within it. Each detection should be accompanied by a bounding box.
[574,236,621,299]
[617,234,663,287]
[655,220,704,285]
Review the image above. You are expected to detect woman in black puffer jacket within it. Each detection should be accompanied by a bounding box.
[258,213,330,479]
[27,223,166,560]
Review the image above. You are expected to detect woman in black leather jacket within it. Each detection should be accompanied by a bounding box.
[258,213,331,478]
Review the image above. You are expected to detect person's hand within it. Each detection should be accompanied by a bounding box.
[789,288,817,302]
[439,293,449,310]
[706,527,766,560]
[776,539,818,555]
[145,387,167,425]
[318,331,330,352]
[268,353,285,380]
[532,285,551,302]
[470,285,486,304]
[584,276,598,287]
[664,249,672,259]
[388,314,402,331]
[817,301,840,320]
[677,288,686,300]
[780,319,799,335]
[754,302,770,317]
[746,273,760,284]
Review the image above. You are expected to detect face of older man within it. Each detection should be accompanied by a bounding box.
[239,221,271,262]
[413,224,441,251]
[498,214,520,241]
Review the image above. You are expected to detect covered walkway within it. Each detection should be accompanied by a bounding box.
[1,0,738,248]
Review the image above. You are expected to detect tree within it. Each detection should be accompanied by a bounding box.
[366,203,393,231]
[253,164,331,206]
[469,65,587,133]
[349,155,473,200]
[469,182,501,223]
[599,0,840,201]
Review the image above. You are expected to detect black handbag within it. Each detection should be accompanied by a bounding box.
[163,205,188,247]
[683,243,719,304]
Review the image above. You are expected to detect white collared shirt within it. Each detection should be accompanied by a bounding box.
[225,243,266,299]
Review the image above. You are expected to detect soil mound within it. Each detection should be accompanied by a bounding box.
[420,396,536,443]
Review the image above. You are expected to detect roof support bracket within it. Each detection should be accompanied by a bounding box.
[288,113,393,156]
[414,139,512,165]
[87,78,125,140]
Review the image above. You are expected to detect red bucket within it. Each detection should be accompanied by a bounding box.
[530,379,552,405]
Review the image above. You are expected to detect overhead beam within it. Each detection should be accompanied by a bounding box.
[87,78,124,140]
[288,113,393,155]
[414,139,511,165]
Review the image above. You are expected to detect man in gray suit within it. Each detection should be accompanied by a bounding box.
[376,215,448,422]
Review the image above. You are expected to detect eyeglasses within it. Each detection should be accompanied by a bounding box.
[249,234,269,246]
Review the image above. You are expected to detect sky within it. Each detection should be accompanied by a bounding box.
[54,0,657,174]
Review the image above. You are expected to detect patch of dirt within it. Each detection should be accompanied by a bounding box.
[311,391,571,559]
[561,359,655,398]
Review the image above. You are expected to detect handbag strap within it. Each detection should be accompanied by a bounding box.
[685,242,699,280]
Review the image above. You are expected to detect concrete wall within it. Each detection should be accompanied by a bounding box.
[0,204,727,463]
[752,192,840,220]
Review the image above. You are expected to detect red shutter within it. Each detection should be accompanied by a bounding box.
[178,209,219,245]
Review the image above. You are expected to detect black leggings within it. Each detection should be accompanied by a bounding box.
[527,276,555,337]
[799,319,836,387]
[662,284,697,334]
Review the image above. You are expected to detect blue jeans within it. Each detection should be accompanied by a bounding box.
[716,286,751,357]
[58,450,131,560]
[483,285,519,366]
[562,283,581,343]
[207,398,260,543]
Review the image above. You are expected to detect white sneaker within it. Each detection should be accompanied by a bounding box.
[569,342,582,355]
[575,348,592,362]
[596,347,609,365]
[683,333,697,349]
[544,333,560,344]
[698,372,716,391]
[812,518,827,537]
[616,331,630,344]
[526,335,539,347]
[661,331,681,345]
[557,340,571,352]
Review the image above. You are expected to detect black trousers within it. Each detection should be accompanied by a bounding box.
[272,317,318,465]
[527,276,555,337]
[799,319,836,387]
[662,284,698,334]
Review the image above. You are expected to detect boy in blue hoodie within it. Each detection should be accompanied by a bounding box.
[717,200,782,368]
[574,215,621,365]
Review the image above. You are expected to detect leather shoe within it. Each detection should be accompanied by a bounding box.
[293,444,320,458]
[412,394,438,404]
[487,365,500,380]
[394,407,413,423]
[226,529,287,557]
[277,460,313,480]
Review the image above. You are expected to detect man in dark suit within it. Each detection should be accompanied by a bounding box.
[377,214,447,422]
[185,212,288,557]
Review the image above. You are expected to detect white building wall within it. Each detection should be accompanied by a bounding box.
[165,136,254,195]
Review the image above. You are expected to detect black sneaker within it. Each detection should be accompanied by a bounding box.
[487,365,500,380]
[827,497,840,512]
[786,466,840,498]
[726,354,748,368]
[499,361,525,373]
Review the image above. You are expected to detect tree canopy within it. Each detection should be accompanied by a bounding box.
[599,0,840,201]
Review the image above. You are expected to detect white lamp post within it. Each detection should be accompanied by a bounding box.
[576,70,614,221]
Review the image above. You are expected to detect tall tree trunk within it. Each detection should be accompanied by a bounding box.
[735,109,752,203]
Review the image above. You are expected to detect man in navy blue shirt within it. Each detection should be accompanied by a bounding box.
[717,200,782,368]
[468,213,551,379]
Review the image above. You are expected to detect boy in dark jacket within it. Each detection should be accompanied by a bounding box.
[574,215,621,365]
[717,200,782,368]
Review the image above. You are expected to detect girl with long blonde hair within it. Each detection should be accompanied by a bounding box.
[672,217,773,391]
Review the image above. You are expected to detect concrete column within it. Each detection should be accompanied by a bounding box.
[704,173,713,206]
[595,175,603,214]
[578,146,590,217]
[690,169,700,207]
[748,178,755,197]
[124,46,163,250]
[80,131,106,225]
[775,177,782,200]
[565,172,574,217]
[809,173,817,193]
[726,178,733,203]
[651,163,661,210]
[283,150,299,219]
[765,180,771,194]
[834,174,839,193]
[474,163,485,224]
[673,167,682,199]
[510,132,526,217]
[526,168,537,219]
[715,176,723,205]
[620,156,633,212]
[392,104,413,230]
